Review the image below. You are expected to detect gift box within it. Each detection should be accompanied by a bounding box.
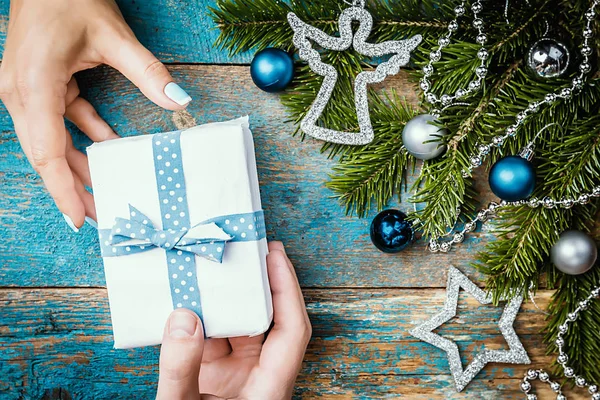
[88,117,273,349]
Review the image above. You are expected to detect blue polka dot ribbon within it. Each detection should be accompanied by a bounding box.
[97,130,266,320]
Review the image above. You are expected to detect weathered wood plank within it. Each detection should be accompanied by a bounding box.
[0,65,496,288]
[0,0,250,64]
[0,288,577,399]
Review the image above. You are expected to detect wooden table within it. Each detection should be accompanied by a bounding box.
[0,1,569,398]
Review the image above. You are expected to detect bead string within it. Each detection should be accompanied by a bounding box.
[520,286,600,400]
[420,0,488,112]
[462,0,599,176]
[428,186,600,253]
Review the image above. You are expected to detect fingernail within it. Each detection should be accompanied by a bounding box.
[169,311,197,338]
[85,217,98,229]
[62,213,80,233]
[164,82,192,106]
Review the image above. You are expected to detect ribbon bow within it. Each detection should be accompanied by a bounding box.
[107,205,232,263]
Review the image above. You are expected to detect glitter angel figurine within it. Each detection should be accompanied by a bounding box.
[288,1,422,145]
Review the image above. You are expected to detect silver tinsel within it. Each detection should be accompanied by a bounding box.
[287,4,421,145]
[410,266,531,392]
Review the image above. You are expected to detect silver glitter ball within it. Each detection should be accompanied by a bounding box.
[560,87,572,98]
[438,37,450,47]
[593,393,600,400]
[477,48,489,60]
[476,34,487,45]
[567,312,577,321]
[593,186,600,197]
[465,221,477,232]
[521,381,532,392]
[584,28,594,38]
[556,337,565,347]
[472,3,483,13]
[545,93,557,102]
[564,367,575,378]
[580,300,590,310]
[582,45,593,56]
[592,288,600,298]
[586,9,596,19]
[420,79,431,91]
[558,324,569,334]
[454,5,466,16]
[573,77,585,89]
[441,94,452,105]
[430,50,442,62]
[471,156,482,167]
[579,194,590,204]
[478,144,490,155]
[477,210,489,222]
[429,240,440,252]
[528,198,540,208]
[526,394,537,400]
[453,232,465,243]
[576,376,587,387]
[476,66,488,78]
[561,199,575,209]
[506,125,518,136]
[527,38,570,79]
[455,88,466,98]
[402,114,448,160]
[551,230,598,275]
[472,18,484,29]
[423,64,434,76]
[551,382,561,392]
[580,62,592,73]
[557,395,567,400]
[448,20,458,32]
[589,384,598,394]
[528,102,539,112]
[539,371,550,382]
[426,93,438,104]
[557,353,569,364]
[469,79,481,90]
[492,136,504,147]
[440,242,451,252]
[542,197,555,209]
[526,369,538,379]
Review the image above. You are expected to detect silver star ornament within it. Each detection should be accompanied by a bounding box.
[410,266,531,392]
[287,3,422,145]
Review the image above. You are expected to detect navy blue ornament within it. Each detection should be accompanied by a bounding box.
[489,155,536,202]
[370,209,414,253]
[250,48,294,92]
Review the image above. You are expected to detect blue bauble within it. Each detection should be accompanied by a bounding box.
[370,209,414,253]
[250,48,294,92]
[489,156,536,202]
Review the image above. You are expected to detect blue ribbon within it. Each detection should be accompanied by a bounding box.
[97,130,266,320]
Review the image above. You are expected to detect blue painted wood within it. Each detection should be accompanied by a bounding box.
[0,66,495,288]
[0,288,558,399]
[0,0,251,64]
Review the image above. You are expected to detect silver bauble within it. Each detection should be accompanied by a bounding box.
[527,38,570,78]
[551,230,598,275]
[402,114,448,160]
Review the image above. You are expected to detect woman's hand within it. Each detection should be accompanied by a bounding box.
[156,242,312,400]
[0,0,192,231]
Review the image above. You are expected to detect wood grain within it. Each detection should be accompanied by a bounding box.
[0,65,497,289]
[0,288,578,399]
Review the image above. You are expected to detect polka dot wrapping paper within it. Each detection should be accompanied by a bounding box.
[87,117,272,349]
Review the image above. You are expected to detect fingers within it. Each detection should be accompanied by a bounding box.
[228,335,264,357]
[25,82,86,228]
[261,243,311,379]
[65,96,119,142]
[201,338,231,362]
[101,34,191,110]
[157,309,205,400]
[73,173,96,222]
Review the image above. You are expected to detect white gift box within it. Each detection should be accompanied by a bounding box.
[88,117,273,349]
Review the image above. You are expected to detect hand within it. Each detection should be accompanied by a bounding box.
[156,242,311,400]
[0,0,192,231]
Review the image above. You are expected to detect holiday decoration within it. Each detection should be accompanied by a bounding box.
[527,38,571,79]
[551,230,598,276]
[250,48,294,92]
[87,117,272,348]
[521,286,600,399]
[287,2,421,145]
[402,114,447,160]
[369,209,413,253]
[213,0,600,384]
[488,156,536,202]
[410,266,530,392]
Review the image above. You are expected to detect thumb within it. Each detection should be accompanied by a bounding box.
[157,309,204,400]
[102,35,192,110]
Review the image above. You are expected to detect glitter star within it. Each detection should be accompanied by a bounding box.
[288,6,421,145]
[409,266,531,392]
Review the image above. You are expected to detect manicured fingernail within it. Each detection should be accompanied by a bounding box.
[62,213,80,233]
[164,82,192,106]
[169,311,197,338]
[85,217,98,229]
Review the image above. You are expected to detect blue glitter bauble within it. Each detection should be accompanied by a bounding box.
[370,209,414,253]
[489,156,536,202]
[250,48,294,93]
